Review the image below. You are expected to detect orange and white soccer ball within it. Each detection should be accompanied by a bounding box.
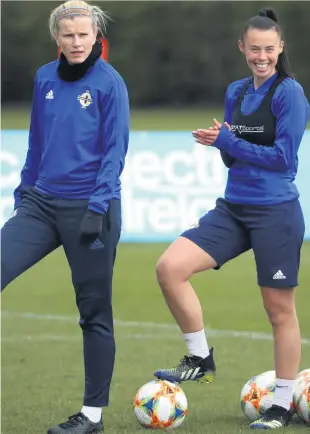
[134,380,188,429]
[293,371,310,424]
[295,369,310,391]
[240,370,294,421]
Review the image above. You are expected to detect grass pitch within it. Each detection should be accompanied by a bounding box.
[2,243,310,434]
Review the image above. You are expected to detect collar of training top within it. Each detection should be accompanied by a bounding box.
[57,40,103,82]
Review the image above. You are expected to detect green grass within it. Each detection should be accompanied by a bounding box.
[1,106,223,130]
[1,106,309,130]
[2,243,310,434]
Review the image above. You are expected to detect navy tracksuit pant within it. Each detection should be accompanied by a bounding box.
[1,187,121,407]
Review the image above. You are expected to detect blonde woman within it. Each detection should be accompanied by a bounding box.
[1,1,129,433]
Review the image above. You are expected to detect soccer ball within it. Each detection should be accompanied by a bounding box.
[134,380,188,429]
[240,371,275,421]
[240,370,294,421]
[293,375,310,424]
[295,369,310,390]
[240,375,258,421]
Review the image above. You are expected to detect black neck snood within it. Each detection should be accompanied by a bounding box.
[57,40,102,82]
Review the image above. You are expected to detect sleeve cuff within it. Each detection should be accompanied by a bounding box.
[88,203,107,215]
[213,125,231,151]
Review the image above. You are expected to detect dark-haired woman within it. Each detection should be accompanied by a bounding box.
[153,8,309,430]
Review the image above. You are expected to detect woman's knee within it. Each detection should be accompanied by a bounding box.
[156,253,192,288]
[156,237,216,290]
[77,295,113,329]
[262,287,297,327]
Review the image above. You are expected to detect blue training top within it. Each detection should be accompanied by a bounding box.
[14,58,130,214]
[213,73,310,205]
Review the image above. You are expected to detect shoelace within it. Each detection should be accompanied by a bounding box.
[59,413,87,428]
[177,355,200,368]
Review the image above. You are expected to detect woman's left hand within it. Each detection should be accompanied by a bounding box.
[193,118,230,146]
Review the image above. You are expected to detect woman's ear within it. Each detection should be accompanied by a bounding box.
[238,39,245,54]
[279,40,284,54]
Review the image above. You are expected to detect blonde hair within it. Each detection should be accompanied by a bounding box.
[49,0,110,39]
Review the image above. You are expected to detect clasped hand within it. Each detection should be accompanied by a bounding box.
[192,118,231,146]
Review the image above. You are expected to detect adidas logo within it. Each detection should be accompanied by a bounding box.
[89,238,104,250]
[273,270,286,280]
[180,367,201,381]
[45,90,54,100]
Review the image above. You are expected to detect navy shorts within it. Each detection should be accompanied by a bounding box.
[181,198,305,288]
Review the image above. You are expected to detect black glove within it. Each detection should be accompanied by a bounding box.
[79,210,103,237]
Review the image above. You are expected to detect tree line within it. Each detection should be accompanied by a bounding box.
[2,1,310,106]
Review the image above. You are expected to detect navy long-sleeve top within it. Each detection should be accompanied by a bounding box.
[14,58,130,214]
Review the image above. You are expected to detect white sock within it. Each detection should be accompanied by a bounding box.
[81,406,102,423]
[183,329,210,359]
[273,378,295,411]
